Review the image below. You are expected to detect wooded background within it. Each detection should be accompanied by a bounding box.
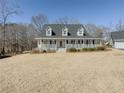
[0,0,123,54]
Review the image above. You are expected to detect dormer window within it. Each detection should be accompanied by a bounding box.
[77,27,84,36]
[46,26,52,36]
[62,27,68,36]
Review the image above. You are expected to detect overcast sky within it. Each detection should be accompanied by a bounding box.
[10,0,124,26]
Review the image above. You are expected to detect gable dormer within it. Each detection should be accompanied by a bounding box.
[62,26,68,36]
[77,27,84,36]
[46,26,52,36]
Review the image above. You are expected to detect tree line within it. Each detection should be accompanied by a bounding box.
[0,0,124,55]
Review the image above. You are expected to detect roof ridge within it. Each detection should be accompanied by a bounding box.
[44,24,83,25]
[112,31,124,33]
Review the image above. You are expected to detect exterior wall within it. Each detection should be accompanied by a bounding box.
[112,39,124,49]
[114,41,124,49]
[37,39,102,51]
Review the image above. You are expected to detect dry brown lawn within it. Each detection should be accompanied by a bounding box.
[0,49,124,93]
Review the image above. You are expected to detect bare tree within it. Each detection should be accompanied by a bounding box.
[55,17,80,24]
[85,24,104,38]
[116,19,124,31]
[0,0,19,54]
[32,13,48,32]
[4,23,37,54]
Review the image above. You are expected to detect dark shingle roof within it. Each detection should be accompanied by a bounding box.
[111,31,124,39]
[39,24,96,38]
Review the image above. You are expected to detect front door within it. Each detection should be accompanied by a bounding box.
[58,40,65,48]
[60,41,63,47]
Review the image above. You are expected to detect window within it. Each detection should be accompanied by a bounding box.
[71,40,75,44]
[93,40,95,45]
[38,40,40,45]
[66,40,68,44]
[82,40,83,44]
[50,40,52,44]
[46,26,52,36]
[62,27,68,36]
[64,31,66,34]
[86,40,88,44]
[48,31,50,34]
[54,40,56,44]
[78,40,80,44]
[79,31,82,34]
[77,27,84,36]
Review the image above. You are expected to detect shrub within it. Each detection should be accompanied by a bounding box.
[31,49,40,54]
[82,48,88,51]
[67,48,77,52]
[96,46,106,51]
[47,49,56,53]
[42,50,47,53]
[77,49,81,52]
[88,48,96,51]
[23,51,31,54]
[82,47,106,52]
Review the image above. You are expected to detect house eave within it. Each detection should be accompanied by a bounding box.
[35,37,103,40]
[113,39,124,42]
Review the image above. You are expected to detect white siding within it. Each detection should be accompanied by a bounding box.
[114,41,124,49]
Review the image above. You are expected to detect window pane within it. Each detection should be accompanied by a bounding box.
[82,40,83,44]
[66,40,68,44]
[86,40,88,44]
[55,40,56,44]
[78,40,80,44]
[50,40,52,44]
[93,40,95,44]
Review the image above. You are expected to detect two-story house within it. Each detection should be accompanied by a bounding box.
[35,24,102,52]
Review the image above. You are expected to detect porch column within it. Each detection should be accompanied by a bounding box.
[46,40,49,49]
[88,40,90,48]
[40,39,42,49]
[84,39,85,48]
[65,39,66,48]
[45,40,47,50]
[83,39,84,48]
[87,39,89,48]
[74,40,76,48]
[54,40,57,50]
[96,39,100,47]
[94,39,96,47]
[100,39,102,46]
[89,39,91,48]
[75,40,77,48]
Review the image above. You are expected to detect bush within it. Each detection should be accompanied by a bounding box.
[82,48,88,51]
[81,47,106,52]
[96,46,106,51]
[88,48,96,51]
[47,49,56,53]
[77,49,81,52]
[31,49,40,54]
[42,50,47,53]
[23,51,31,54]
[67,48,77,52]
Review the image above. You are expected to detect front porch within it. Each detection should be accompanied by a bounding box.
[36,38,102,51]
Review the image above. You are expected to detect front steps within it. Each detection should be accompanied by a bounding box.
[57,48,66,52]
